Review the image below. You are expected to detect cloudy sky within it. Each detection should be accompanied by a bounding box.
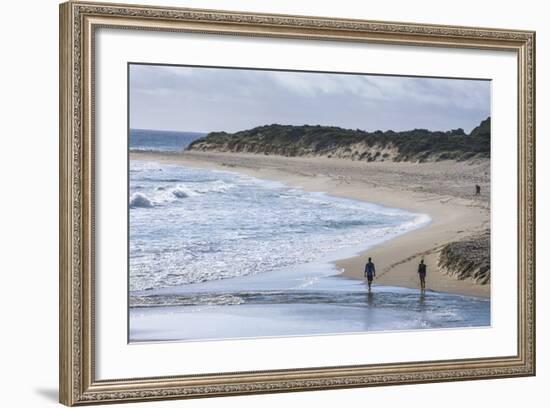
[129,64,491,134]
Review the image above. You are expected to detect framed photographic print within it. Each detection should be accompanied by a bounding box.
[59,1,536,405]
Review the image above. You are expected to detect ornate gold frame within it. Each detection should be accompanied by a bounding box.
[59,1,536,405]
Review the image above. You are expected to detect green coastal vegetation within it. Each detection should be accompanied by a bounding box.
[187,117,490,162]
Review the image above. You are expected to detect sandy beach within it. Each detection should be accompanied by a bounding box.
[131,150,490,298]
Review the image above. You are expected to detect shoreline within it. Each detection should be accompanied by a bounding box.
[131,150,491,298]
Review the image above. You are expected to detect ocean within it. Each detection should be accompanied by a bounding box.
[130,128,205,152]
[129,130,491,342]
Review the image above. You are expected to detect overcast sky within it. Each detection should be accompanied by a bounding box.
[129,64,491,134]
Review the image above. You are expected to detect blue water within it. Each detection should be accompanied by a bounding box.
[128,132,490,342]
[130,129,204,152]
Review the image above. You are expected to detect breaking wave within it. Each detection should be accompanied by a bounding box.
[130,193,153,208]
[130,180,235,208]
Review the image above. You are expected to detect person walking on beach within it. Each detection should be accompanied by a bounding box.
[418,259,427,292]
[475,184,481,196]
[364,257,376,292]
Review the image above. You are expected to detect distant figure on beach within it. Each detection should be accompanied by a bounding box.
[364,257,376,292]
[418,259,427,292]
[475,184,481,196]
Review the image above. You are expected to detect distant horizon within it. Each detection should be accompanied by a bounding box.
[130,64,491,135]
[130,128,207,134]
[130,115,490,136]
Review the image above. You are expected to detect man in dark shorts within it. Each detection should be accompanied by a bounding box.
[364,257,376,292]
[418,259,427,292]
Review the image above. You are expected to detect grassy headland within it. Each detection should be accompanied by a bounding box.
[188,117,490,163]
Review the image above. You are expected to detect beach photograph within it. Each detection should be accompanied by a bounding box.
[128,64,491,343]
